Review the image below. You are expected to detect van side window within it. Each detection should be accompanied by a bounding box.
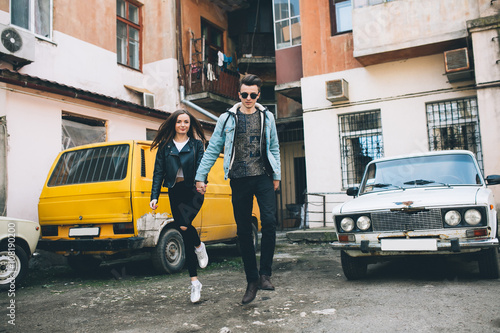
[48,145,129,186]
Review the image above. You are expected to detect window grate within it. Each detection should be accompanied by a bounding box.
[339,110,384,188]
[426,97,483,172]
[48,145,129,186]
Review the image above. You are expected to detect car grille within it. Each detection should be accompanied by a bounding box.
[371,209,443,231]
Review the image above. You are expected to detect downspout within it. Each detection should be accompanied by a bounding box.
[179,86,219,121]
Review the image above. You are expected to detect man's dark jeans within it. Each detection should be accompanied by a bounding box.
[230,174,277,283]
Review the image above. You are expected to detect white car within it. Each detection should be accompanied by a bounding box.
[0,217,41,287]
[331,150,500,280]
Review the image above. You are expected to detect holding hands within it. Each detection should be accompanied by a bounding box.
[196,181,207,195]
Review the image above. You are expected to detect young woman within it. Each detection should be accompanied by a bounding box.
[150,109,208,303]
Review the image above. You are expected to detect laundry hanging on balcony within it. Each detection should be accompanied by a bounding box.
[207,63,217,81]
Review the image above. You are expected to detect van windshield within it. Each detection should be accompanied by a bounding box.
[48,144,129,186]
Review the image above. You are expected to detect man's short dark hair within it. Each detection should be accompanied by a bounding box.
[240,74,262,90]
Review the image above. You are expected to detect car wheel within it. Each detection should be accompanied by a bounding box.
[0,245,29,288]
[67,255,102,273]
[477,248,499,279]
[151,228,185,274]
[236,223,259,254]
[340,250,368,280]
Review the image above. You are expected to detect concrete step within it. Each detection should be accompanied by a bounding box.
[285,227,337,243]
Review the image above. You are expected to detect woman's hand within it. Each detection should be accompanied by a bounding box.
[196,181,206,195]
[150,199,158,210]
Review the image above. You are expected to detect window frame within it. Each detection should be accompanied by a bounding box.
[339,110,384,189]
[329,0,352,36]
[272,0,301,50]
[201,18,224,65]
[116,0,142,71]
[426,96,483,173]
[10,0,53,40]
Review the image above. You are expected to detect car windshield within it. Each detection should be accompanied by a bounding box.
[359,154,482,194]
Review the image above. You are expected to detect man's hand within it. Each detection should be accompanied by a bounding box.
[273,180,280,191]
[149,199,158,210]
[196,181,207,195]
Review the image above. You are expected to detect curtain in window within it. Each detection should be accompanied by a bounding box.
[35,0,51,38]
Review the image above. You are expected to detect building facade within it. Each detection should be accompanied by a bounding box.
[298,0,500,227]
[0,0,186,220]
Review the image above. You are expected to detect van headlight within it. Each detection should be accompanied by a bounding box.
[444,210,461,226]
[464,209,481,225]
[357,216,371,231]
[340,217,355,232]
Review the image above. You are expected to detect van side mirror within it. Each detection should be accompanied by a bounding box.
[346,187,359,197]
[485,175,500,185]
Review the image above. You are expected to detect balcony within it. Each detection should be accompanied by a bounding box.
[183,61,240,114]
[352,0,481,65]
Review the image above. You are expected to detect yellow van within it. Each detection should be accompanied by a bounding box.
[37,140,259,273]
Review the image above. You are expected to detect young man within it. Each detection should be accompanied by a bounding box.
[195,74,281,305]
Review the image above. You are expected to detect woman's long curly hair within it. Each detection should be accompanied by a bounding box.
[150,110,207,150]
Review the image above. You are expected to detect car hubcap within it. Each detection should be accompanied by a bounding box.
[0,251,20,283]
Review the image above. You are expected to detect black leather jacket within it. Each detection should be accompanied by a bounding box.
[151,138,204,201]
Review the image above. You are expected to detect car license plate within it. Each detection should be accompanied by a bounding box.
[381,239,437,251]
[69,227,100,237]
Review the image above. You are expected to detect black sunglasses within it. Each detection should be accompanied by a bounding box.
[240,92,259,99]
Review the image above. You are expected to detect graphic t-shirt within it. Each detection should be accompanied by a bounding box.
[229,109,266,179]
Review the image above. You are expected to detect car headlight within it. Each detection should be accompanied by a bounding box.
[464,209,481,225]
[444,210,461,226]
[340,217,355,232]
[357,216,371,231]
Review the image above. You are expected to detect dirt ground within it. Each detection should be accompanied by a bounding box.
[2,235,500,333]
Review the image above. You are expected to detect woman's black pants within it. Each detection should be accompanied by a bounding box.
[169,181,204,277]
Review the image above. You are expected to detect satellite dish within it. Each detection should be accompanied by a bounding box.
[1,28,23,53]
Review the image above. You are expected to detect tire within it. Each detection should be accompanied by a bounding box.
[236,223,259,255]
[151,228,185,274]
[341,250,368,280]
[67,255,102,273]
[477,248,499,279]
[0,245,29,288]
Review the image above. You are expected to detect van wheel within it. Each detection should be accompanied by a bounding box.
[0,245,29,289]
[478,248,499,279]
[236,223,259,254]
[341,251,368,280]
[67,255,102,273]
[151,228,185,274]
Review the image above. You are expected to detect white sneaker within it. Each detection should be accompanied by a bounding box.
[195,242,209,268]
[191,280,202,303]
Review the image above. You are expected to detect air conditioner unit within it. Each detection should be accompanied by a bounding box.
[143,93,155,108]
[326,79,349,102]
[0,23,35,69]
[444,48,470,73]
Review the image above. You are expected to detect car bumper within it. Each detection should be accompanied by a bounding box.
[330,238,499,253]
[37,237,145,252]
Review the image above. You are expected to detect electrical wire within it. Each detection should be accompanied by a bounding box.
[245,0,261,74]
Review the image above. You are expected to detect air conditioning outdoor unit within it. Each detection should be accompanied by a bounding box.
[0,23,35,69]
[143,93,155,108]
[326,79,349,102]
[444,48,470,73]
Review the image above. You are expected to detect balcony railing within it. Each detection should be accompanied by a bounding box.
[184,61,239,101]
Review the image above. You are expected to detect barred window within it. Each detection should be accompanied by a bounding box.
[48,145,129,186]
[339,110,384,188]
[426,97,483,172]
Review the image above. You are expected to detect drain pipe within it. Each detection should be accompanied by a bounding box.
[179,86,219,121]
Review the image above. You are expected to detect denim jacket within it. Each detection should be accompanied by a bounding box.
[195,102,281,182]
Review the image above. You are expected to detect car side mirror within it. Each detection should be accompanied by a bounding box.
[485,175,500,185]
[346,187,359,197]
